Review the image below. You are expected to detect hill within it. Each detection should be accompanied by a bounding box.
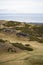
[0,20,43,43]
[0,20,43,65]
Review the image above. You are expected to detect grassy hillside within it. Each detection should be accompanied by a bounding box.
[0,20,43,43]
[0,20,43,65]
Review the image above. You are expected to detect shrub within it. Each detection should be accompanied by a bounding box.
[38,39,43,43]
[0,39,5,43]
[25,44,30,46]
[12,42,33,51]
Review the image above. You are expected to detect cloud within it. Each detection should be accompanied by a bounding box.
[0,0,43,13]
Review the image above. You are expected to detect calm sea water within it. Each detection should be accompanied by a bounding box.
[0,13,43,23]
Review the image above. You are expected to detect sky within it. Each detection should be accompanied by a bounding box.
[0,0,43,13]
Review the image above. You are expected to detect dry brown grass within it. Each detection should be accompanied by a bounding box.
[0,32,43,65]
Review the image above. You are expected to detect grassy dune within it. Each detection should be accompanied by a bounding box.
[0,20,43,65]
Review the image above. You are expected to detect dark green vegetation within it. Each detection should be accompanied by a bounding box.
[3,21,21,27]
[12,42,33,51]
[0,39,5,43]
[25,44,30,46]
[0,39,33,52]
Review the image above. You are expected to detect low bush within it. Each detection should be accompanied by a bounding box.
[25,44,30,46]
[12,42,33,51]
[37,39,43,43]
[0,39,5,43]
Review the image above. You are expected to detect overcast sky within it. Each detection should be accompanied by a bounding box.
[0,0,43,13]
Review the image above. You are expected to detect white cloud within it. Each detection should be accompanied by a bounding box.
[0,0,43,13]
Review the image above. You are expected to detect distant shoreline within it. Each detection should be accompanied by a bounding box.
[0,14,43,23]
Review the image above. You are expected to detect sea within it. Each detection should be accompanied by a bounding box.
[0,13,43,23]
